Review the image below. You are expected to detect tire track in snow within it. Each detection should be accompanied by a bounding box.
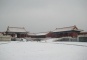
[54,43,87,47]
[0,43,9,45]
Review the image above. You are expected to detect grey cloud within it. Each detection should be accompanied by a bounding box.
[0,0,87,32]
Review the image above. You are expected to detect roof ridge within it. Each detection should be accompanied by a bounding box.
[9,27,25,29]
[36,32,48,33]
[56,26,75,30]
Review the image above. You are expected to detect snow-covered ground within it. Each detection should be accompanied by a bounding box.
[0,41,87,60]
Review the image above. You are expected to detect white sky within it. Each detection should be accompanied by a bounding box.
[0,0,87,33]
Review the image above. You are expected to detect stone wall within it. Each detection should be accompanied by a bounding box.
[0,34,11,41]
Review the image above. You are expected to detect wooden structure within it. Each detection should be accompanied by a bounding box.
[6,26,28,38]
[47,25,82,38]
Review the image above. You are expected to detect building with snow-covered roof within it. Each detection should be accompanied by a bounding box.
[47,25,82,38]
[6,26,28,38]
[53,25,82,32]
[79,32,87,35]
[29,32,48,38]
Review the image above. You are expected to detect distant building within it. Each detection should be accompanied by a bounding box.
[77,32,87,42]
[47,25,82,38]
[6,26,28,38]
[29,32,48,38]
[79,32,87,35]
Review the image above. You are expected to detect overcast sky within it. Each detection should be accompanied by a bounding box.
[0,0,87,33]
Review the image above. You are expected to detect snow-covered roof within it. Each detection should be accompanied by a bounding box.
[29,32,48,36]
[53,25,82,32]
[35,32,48,36]
[6,27,27,32]
[28,33,36,35]
[80,32,87,34]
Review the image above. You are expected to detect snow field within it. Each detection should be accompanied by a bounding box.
[0,41,87,60]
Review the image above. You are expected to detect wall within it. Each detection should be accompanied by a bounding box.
[78,35,87,42]
[0,35,11,41]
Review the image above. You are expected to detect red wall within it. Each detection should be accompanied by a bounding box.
[47,32,78,38]
[71,32,78,38]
